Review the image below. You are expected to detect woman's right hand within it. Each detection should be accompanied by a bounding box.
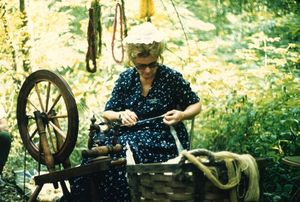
[119,109,138,127]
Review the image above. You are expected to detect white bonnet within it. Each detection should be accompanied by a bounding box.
[124,22,164,44]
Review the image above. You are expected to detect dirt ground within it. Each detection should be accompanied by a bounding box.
[0,173,26,202]
[0,171,63,202]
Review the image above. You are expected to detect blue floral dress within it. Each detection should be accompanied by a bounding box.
[68,65,200,202]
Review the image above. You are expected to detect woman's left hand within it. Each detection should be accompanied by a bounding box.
[163,110,184,126]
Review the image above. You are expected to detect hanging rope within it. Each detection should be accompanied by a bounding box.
[95,2,102,56]
[86,8,97,73]
[111,3,124,64]
[85,0,102,73]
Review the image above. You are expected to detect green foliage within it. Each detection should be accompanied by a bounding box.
[58,5,87,36]
[195,74,299,156]
[263,162,300,202]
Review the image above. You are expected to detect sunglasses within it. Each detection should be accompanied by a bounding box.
[135,61,158,70]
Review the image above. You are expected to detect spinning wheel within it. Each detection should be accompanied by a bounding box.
[17,69,79,169]
[16,70,124,201]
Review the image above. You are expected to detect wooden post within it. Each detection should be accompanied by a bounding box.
[34,111,55,172]
[50,110,71,169]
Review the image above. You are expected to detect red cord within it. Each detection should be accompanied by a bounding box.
[111,3,124,64]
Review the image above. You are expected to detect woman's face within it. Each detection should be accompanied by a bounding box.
[134,55,158,80]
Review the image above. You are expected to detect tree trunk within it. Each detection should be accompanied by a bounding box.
[1,2,17,70]
[19,0,25,12]
[19,0,31,72]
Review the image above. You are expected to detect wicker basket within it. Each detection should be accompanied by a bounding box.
[127,162,232,202]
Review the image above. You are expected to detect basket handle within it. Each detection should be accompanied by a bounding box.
[175,149,216,181]
[179,149,215,165]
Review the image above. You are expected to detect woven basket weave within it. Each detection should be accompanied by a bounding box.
[127,162,231,202]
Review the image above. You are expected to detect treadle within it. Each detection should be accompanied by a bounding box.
[34,157,111,185]
[29,158,111,202]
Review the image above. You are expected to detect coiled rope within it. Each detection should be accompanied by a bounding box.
[86,8,97,73]
[181,149,260,202]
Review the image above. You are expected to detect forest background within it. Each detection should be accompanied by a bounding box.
[0,0,299,201]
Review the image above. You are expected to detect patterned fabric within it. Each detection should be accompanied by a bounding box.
[67,65,200,202]
[105,65,200,157]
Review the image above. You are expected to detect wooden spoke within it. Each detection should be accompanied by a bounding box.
[35,83,45,112]
[30,128,38,140]
[47,94,62,114]
[49,114,68,119]
[49,121,66,139]
[27,98,39,111]
[46,124,57,152]
[45,81,51,112]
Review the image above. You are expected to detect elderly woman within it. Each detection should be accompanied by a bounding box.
[103,22,201,162]
[101,22,201,201]
[68,22,201,202]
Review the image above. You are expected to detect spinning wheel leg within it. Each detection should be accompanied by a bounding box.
[28,185,43,202]
[89,176,101,202]
[60,181,71,200]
